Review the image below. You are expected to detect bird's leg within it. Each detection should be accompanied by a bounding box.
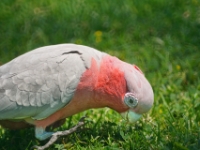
[25,117,54,140]
[35,127,54,141]
[34,119,67,141]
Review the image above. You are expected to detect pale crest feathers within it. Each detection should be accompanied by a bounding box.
[0,44,105,120]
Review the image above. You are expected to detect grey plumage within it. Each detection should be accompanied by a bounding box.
[0,44,105,120]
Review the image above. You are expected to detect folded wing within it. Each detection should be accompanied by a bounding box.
[0,44,103,120]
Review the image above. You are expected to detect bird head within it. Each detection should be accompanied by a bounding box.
[76,55,154,123]
[120,64,154,123]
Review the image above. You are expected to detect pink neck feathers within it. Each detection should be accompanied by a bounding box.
[77,56,128,112]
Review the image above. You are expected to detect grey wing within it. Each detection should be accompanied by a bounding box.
[0,45,88,120]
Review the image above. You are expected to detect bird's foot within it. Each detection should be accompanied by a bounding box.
[35,127,54,141]
[32,117,86,150]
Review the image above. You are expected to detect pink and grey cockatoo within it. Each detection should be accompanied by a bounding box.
[0,44,153,140]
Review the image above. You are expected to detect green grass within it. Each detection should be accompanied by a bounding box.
[0,0,200,149]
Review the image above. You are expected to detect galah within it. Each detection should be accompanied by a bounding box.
[0,44,154,140]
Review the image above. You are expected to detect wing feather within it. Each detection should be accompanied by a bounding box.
[5,89,16,101]
[29,92,37,106]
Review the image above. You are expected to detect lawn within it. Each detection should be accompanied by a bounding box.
[0,0,200,149]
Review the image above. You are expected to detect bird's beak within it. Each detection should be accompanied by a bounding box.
[121,110,142,123]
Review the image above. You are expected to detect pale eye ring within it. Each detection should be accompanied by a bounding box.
[124,93,138,108]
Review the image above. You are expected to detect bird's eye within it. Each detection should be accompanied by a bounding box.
[124,93,138,108]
